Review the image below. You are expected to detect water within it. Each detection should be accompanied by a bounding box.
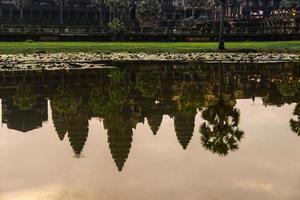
[0,62,300,200]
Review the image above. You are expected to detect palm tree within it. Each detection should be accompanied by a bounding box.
[217,0,226,50]
[13,0,31,24]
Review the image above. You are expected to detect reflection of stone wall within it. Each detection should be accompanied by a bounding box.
[2,97,48,132]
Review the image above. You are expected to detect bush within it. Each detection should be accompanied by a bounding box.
[108,18,126,38]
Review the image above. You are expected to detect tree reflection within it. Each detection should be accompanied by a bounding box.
[13,84,37,111]
[200,94,244,156]
[290,103,300,136]
[136,71,161,99]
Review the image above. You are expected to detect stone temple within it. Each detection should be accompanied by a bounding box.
[0,0,284,26]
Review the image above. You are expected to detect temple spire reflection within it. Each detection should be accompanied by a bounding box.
[174,111,196,150]
[104,116,133,171]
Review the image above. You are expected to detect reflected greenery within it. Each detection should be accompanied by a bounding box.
[276,75,300,97]
[290,103,300,136]
[51,87,76,113]
[136,71,161,99]
[13,84,37,111]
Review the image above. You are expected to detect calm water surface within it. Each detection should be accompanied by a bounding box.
[0,63,300,200]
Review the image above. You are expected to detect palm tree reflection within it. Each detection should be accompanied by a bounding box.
[200,94,244,156]
[290,103,300,136]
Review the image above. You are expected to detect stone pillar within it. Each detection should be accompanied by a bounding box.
[9,9,12,23]
[30,9,33,23]
[39,10,42,22]
[76,12,80,22]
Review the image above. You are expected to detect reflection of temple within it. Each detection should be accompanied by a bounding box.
[2,97,48,132]
[50,96,89,157]
[104,116,135,172]
[174,111,196,150]
[0,63,299,169]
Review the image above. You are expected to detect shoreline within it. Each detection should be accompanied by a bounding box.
[0,52,299,71]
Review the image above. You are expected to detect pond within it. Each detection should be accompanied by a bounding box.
[0,62,300,200]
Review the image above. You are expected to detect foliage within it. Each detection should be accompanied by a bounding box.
[290,102,300,136]
[108,69,129,113]
[51,88,76,113]
[13,85,37,111]
[88,69,130,117]
[173,82,205,113]
[276,76,300,97]
[91,0,107,7]
[200,96,244,156]
[136,0,161,27]
[136,72,161,98]
[280,0,300,8]
[88,86,109,115]
[13,0,31,9]
[173,0,215,9]
[108,18,126,35]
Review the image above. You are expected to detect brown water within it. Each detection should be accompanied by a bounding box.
[0,63,300,200]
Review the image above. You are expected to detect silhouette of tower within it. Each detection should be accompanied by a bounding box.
[143,101,164,135]
[67,114,89,157]
[147,113,163,135]
[104,117,133,171]
[51,110,67,141]
[174,111,196,150]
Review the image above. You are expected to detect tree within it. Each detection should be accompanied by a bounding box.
[213,0,226,50]
[107,0,131,21]
[281,0,300,9]
[91,0,107,27]
[173,0,211,18]
[13,0,31,24]
[174,0,225,50]
[136,0,162,27]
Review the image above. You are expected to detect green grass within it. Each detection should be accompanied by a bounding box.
[0,41,300,54]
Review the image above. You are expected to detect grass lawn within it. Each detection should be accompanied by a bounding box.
[0,41,300,54]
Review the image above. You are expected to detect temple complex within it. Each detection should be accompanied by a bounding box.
[0,0,285,26]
